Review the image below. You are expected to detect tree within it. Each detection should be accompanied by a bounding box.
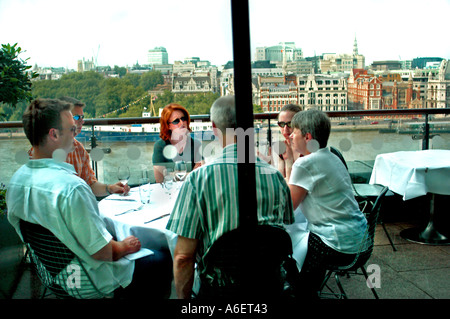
[113,65,127,78]
[0,43,37,119]
[140,71,164,91]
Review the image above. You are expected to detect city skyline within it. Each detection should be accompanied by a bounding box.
[1,0,449,70]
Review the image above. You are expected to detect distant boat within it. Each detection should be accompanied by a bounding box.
[75,121,216,142]
[379,121,450,134]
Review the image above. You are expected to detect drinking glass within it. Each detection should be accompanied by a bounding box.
[117,166,130,196]
[174,161,187,182]
[163,175,174,200]
[139,178,151,205]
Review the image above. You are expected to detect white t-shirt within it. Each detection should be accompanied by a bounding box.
[289,148,367,254]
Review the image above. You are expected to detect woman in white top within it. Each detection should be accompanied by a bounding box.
[287,109,367,298]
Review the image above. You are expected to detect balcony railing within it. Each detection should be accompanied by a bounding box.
[1,108,449,187]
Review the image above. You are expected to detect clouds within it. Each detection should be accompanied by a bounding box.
[0,0,448,69]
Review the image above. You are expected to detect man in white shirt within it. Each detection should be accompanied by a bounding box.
[7,98,172,298]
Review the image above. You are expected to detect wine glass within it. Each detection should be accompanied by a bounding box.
[117,166,130,196]
[163,175,174,200]
[174,161,187,182]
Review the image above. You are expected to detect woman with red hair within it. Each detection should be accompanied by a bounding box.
[152,103,203,183]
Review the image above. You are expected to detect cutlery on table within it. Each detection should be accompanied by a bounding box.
[115,205,144,216]
[144,213,170,224]
[105,198,137,202]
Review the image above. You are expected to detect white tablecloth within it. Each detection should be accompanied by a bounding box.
[369,150,450,200]
[285,207,309,271]
[98,183,180,255]
[99,182,309,273]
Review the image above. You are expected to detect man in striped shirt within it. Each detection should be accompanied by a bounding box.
[167,95,294,299]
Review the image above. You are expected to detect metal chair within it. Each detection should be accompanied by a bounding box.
[329,146,396,251]
[196,225,299,299]
[19,220,110,299]
[318,186,389,299]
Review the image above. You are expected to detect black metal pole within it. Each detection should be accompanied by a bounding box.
[422,113,430,150]
[231,0,257,227]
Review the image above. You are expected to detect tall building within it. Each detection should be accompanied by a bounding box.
[254,42,303,63]
[148,47,169,66]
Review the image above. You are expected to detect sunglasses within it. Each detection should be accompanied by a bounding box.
[73,115,84,121]
[277,121,292,128]
[169,116,187,125]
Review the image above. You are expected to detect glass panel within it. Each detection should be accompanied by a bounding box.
[248,0,450,182]
[0,0,232,186]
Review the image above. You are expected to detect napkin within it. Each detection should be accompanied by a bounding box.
[124,248,154,261]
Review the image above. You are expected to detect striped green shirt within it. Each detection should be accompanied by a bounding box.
[166,143,294,259]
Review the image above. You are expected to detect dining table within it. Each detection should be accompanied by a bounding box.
[369,149,450,245]
[98,182,181,259]
[98,180,310,282]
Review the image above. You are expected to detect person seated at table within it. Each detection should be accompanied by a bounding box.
[259,104,303,180]
[8,98,172,299]
[287,109,367,298]
[258,104,309,270]
[166,95,295,299]
[152,103,203,183]
[28,96,129,197]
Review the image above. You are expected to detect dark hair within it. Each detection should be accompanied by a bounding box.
[291,109,331,148]
[22,98,72,146]
[278,104,302,117]
[58,96,85,108]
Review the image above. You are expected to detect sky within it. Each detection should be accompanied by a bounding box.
[1,0,449,70]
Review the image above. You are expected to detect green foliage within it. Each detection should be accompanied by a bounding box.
[0,183,6,215]
[139,71,164,91]
[1,64,218,121]
[153,91,219,116]
[28,70,167,120]
[254,104,263,114]
[113,65,127,77]
[0,43,38,110]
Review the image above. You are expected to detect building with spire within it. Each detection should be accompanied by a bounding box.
[320,37,365,73]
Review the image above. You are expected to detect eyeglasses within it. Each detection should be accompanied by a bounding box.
[277,121,292,128]
[169,116,187,125]
[73,115,84,121]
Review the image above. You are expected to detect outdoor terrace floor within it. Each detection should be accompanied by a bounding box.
[8,220,450,300]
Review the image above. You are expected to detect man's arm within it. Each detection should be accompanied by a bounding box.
[91,236,141,261]
[173,236,199,299]
[90,181,130,197]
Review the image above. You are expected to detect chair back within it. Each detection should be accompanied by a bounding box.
[340,186,389,271]
[197,225,299,299]
[20,220,107,299]
[329,146,349,170]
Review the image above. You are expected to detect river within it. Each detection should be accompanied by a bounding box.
[1,130,449,186]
